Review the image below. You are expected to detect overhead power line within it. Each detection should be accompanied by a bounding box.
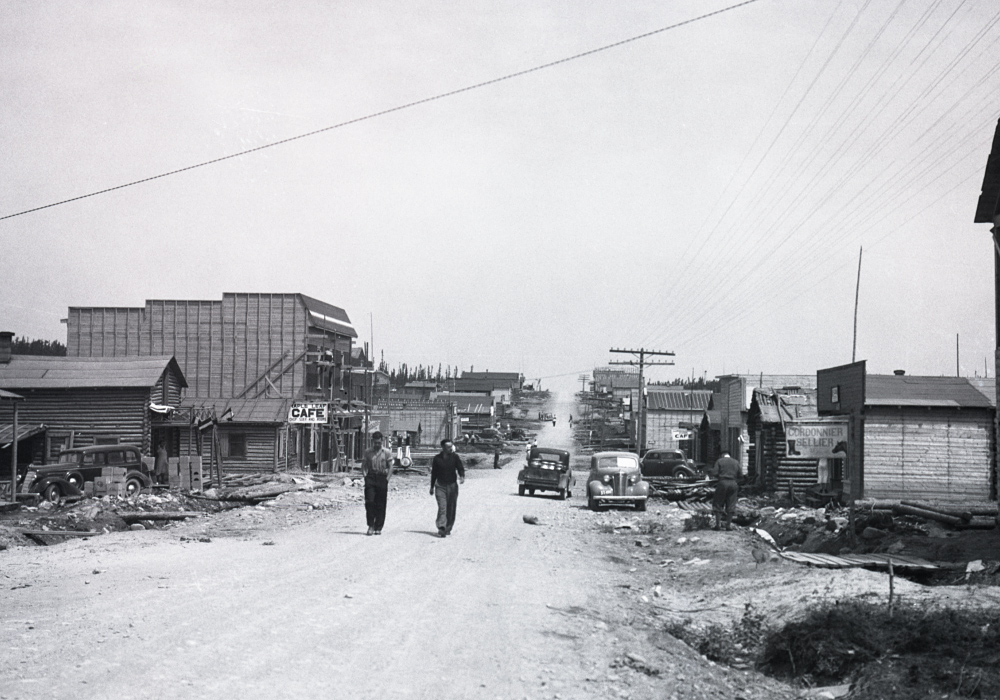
[0,0,762,223]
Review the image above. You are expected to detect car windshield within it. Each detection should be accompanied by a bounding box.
[596,455,638,470]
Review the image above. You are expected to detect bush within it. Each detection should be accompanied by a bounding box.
[665,602,767,665]
[760,600,1000,692]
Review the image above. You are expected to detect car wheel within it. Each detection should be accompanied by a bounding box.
[518,485,525,496]
[635,499,647,512]
[557,488,567,501]
[42,483,62,504]
[67,473,84,490]
[529,488,535,496]
[125,477,144,497]
[673,466,695,479]
[588,496,600,512]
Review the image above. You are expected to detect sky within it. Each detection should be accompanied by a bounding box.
[2,0,998,393]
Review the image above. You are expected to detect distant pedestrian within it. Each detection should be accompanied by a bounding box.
[493,443,502,470]
[154,442,169,485]
[551,418,556,427]
[568,415,573,426]
[709,452,743,531]
[430,439,465,537]
[362,431,395,536]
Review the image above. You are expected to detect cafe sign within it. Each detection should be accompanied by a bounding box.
[288,403,330,424]
[785,420,848,459]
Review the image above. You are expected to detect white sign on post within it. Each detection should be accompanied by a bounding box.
[785,421,848,459]
[288,403,330,424]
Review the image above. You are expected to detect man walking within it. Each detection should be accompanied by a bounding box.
[430,438,464,537]
[709,452,742,530]
[362,431,394,536]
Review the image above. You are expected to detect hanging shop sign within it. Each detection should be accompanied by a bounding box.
[288,403,330,424]
[785,420,848,459]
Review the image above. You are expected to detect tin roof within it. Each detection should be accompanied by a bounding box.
[0,355,186,389]
[301,294,357,338]
[753,388,818,423]
[646,389,713,411]
[866,375,993,409]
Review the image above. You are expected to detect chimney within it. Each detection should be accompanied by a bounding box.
[0,331,12,364]
[893,369,905,376]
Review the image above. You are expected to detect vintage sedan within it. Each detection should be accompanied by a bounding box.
[24,445,153,503]
[640,449,698,479]
[587,451,649,511]
[517,446,575,499]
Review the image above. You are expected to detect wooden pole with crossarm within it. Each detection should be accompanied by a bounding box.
[608,347,675,455]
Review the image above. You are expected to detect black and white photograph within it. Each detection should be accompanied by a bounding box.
[2,1,1000,698]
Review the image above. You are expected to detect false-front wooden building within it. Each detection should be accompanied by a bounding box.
[65,293,363,473]
[818,361,995,502]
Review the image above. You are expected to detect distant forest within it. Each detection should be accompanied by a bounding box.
[12,336,66,356]
[648,377,721,392]
[377,355,463,388]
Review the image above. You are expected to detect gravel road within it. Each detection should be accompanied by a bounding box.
[1,395,795,700]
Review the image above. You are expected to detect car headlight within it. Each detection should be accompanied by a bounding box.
[602,474,611,484]
[628,475,637,485]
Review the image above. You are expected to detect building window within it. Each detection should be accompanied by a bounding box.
[831,386,840,404]
[226,433,247,459]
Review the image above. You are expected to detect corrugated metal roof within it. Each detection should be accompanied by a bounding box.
[300,294,358,338]
[866,375,993,409]
[753,388,818,423]
[0,423,46,448]
[0,355,186,389]
[647,390,713,411]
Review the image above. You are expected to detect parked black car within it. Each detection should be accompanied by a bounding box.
[21,445,153,503]
[640,449,698,478]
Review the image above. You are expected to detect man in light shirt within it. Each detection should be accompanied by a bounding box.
[362,431,394,536]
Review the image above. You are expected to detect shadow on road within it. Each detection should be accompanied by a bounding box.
[404,530,444,538]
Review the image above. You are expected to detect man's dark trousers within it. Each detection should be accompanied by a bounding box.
[435,482,459,534]
[365,473,389,531]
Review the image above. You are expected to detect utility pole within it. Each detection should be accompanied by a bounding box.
[609,347,675,455]
[578,374,589,394]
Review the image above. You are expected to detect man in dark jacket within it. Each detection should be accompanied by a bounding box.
[430,439,465,537]
[709,452,742,531]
